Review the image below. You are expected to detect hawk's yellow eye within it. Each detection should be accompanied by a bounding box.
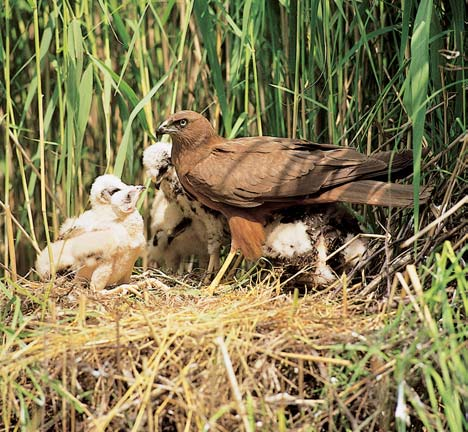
[179,119,187,127]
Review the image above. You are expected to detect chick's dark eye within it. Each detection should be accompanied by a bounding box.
[108,188,121,196]
[179,119,187,127]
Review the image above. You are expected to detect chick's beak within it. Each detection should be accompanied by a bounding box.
[124,185,146,211]
[128,185,145,199]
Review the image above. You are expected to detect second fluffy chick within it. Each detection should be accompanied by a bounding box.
[143,143,227,273]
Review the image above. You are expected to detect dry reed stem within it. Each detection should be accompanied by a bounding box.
[401,195,468,248]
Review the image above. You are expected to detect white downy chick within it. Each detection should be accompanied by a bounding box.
[144,143,205,270]
[263,205,367,287]
[58,175,129,238]
[36,175,146,291]
[142,142,173,181]
[143,143,227,273]
[147,185,204,272]
[264,221,313,258]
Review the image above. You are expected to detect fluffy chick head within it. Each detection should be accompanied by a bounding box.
[90,174,145,215]
[265,221,313,258]
[143,142,173,181]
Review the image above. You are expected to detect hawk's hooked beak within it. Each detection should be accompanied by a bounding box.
[156,120,176,138]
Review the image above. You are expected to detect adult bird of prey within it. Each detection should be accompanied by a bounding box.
[156,110,430,291]
[36,175,146,292]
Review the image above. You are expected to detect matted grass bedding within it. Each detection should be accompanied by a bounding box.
[2,245,466,432]
[1,269,397,431]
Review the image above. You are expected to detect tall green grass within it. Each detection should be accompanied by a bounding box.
[391,243,468,432]
[328,242,467,431]
[1,0,466,274]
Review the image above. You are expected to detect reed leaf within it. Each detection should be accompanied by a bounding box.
[406,0,432,234]
[114,67,173,177]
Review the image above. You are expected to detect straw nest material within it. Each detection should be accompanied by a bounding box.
[3,267,400,432]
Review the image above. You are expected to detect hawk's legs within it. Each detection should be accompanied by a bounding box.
[208,250,238,294]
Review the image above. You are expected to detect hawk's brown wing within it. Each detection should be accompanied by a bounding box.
[184,137,388,208]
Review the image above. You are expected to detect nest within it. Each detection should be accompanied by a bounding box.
[2,268,400,431]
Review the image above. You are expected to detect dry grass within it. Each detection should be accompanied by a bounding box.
[2,268,403,431]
